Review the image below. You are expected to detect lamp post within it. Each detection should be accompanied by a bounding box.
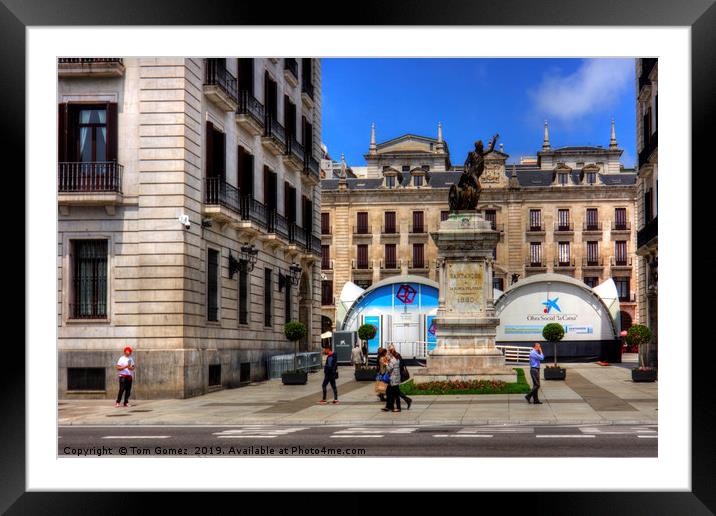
[229,243,258,279]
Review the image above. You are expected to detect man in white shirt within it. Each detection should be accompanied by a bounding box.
[115,346,136,407]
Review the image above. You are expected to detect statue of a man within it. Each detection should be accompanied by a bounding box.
[449,134,499,211]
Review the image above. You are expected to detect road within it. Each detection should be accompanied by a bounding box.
[59,423,657,457]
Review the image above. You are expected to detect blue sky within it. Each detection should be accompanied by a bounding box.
[321,58,636,168]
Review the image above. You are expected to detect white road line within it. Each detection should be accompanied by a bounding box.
[433,434,449,438]
[216,436,276,439]
[452,434,493,438]
[330,435,383,439]
[637,435,658,439]
[102,436,171,439]
[536,435,595,438]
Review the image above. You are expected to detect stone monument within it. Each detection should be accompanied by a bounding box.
[414,134,516,383]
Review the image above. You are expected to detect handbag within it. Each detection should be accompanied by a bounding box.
[380,372,390,383]
[374,380,388,395]
[400,363,410,382]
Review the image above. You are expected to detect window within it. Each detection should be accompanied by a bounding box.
[285,280,292,323]
[207,248,219,321]
[529,209,542,231]
[356,212,369,234]
[484,210,497,230]
[402,165,410,173]
[238,259,249,325]
[385,244,397,269]
[586,171,597,184]
[263,166,277,212]
[614,277,630,301]
[586,208,599,230]
[558,173,568,185]
[59,103,118,165]
[237,58,254,94]
[385,175,396,188]
[412,243,425,268]
[67,368,106,391]
[321,213,330,235]
[284,182,297,224]
[302,116,313,156]
[356,244,369,269]
[284,95,297,142]
[302,196,313,235]
[413,175,423,187]
[240,362,251,383]
[586,242,599,266]
[493,278,504,291]
[644,189,654,223]
[237,146,254,197]
[615,241,627,265]
[440,211,449,222]
[530,242,542,266]
[78,107,108,162]
[584,277,600,289]
[384,211,396,233]
[412,211,424,233]
[614,208,627,230]
[205,122,226,179]
[321,245,331,269]
[264,71,278,119]
[264,268,272,327]
[321,280,333,305]
[558,242,571,265]
[557,209,570,231]
[71,239,108,319]
[208,364,222,387]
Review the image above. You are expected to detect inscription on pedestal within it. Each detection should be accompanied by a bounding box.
[446,262,484,313]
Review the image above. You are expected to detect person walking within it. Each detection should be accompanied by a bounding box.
[115,346,136,408]
[525,342,544,404]
[351,343,364,370]
[381,351,402,413]
[319,345,339,405]
[389,346,413,410]
[375,347,388,402]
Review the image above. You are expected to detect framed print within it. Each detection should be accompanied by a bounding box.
[5,0,715,512]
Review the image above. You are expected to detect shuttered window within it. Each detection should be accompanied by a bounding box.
[412,244,424,268]
[586,241,599,265]
[385,212,396,233]
[530,242,542,266]
[529,209,542,231]
[385,244,397,269]
[71,239,108,319]
[207,249,219,321]
[321,213,330,234]
[558,242,570,265]
[357,244,369,269]
[412,211,424,233]
[357,212,369,234]
[558,209,570,230]
[615,208,627,230]
[484,210,496,230]
[615,241,627,265]
[586,208,598,230]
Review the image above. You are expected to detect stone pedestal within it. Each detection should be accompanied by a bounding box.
[414,211,516,383]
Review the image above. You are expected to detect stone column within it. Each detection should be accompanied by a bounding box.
[414,210,516,383]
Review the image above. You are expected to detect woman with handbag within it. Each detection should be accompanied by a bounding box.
[390,347,413,410]
[374,347,388,402]
[381,352,402,413]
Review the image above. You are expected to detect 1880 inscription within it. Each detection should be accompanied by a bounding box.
[446,262,484,312]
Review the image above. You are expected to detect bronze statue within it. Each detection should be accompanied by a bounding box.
[449,134,499,211]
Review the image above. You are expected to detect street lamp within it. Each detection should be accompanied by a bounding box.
[279,263,302,292]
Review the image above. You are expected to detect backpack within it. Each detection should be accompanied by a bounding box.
[399,360,410,382]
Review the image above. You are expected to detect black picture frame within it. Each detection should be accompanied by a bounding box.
[4,0,714,512]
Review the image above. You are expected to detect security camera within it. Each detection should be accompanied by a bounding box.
[178,214,191,229]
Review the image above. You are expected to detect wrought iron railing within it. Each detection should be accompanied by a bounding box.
[583,257,604,267]
[310,234,321,255]
[237,90,265,126]
[240,195,268,229]
[638,130,658,168]
[286,134,305,162]
[264,114,286,148]
[58,162,123,193]
[527,223,545,232]
[353,224,372,235]
[554,222,573,232]
[381,259,401,270]
[583,221,602,231]
[352,259,372,270]
[637,216,658,249]
[267,210,290,240]
[611,256,633,267]
[612,221,631,231]
[408,260,428,270]
[205,176,241,213]
[526,258,545,268]
[554,257,576,267]
[381,225,398,235]
[409,224,427,234]
[59,58,123,64]
[288,222,308,248]
[204,59,238,103]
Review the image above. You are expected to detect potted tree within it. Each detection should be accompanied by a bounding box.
[281,320,308,385]
[542,323,566,380]
[627,325,656,382]
[354,323,378,381]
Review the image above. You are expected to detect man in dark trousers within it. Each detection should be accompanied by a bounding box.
[319,345,339,404]
[388,346,412,410]
[525,342,544,404]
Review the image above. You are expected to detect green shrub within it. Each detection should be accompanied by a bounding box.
[400,368,529,395]
[542,323,565,342]
[626,325,652,347]
[283,321,307,342]
[357,323,377,342]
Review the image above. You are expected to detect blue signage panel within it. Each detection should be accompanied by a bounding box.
[426,315,437,352]
[364,315,381,354]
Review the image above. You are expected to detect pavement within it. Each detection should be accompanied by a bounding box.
[58,355,657,427]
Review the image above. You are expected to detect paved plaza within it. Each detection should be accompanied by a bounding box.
[59,356,656,427]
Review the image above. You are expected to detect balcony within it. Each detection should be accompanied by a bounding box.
[554,257,576,270]
[309,234,321,257]
[58,162,123,208]
[303,155,320,185]
[582,257,604,269]
[267,211,290,242]
[288,222,308,250]
[236,90,265,136]
[284,135,305,173]
[301,77,315,108]
[352,225,372,238]
[283,59,298,87]
[486,222,504,233]
[204,177,268,230]
[203,59,238,112]
[526,223,545,235]
[637,216,658,250]
[380,259,402,273]
[321,259,333,271]
[582,221,603,234]
[525,258,547,271]
[321,225,332,236]
[611,221,631,233]
[409,224,428,236]
[638,130,658,169]
[262,115,287,155]
[321,296,335,307]
[554,222,574,234]
[408,260,430,273]
[381,225,400,238]
[610,256,633,269]
[352,259,373,272]
[58,58,125,78]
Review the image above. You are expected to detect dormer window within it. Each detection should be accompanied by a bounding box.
[414,175,423,187]
[386,175,396,188]
[586,172,597,184]
[558,173,568,185]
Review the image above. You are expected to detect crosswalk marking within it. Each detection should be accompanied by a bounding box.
[212,427,307,439]
[637,435,658,439]
[333,427,418,434]
[536,435,595,438]
[102,436,170,439]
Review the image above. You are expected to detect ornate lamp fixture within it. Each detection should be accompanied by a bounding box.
[229,243,258,278]
[278,262,302,292]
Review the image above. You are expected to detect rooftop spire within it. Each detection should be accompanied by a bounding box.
[438,122,443,143]
[542,120,551,150]
[609,117,618,149]
[338,153,347,189]
[369,122,377,154]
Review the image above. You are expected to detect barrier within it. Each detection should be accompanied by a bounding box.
[495,344,531,363]
[267,351,322,379]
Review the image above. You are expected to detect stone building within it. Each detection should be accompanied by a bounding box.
[320,122,638,332]
[57,57,323,398]
[635,58,658,366]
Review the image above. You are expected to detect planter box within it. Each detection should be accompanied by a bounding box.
[281,371,308,385]
[355,368,378,381]
[631,369,657,382]
[544,367,566,380]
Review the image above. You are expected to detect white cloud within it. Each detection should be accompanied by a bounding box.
[529,59,633,122]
